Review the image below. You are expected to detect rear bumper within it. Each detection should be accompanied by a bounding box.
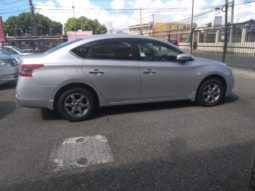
[16,77,55,110]
[16,94,51,108]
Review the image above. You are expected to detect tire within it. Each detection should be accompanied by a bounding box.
[196,78,225,107]
[57,87,97,121]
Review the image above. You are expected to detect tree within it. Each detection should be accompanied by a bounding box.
[206,23,212,27]
[64,16,107,34]
[4,12,62,36]
[192,22,198,29]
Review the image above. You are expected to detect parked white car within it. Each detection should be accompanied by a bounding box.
[16,35,235,121]
[0,46,31,56]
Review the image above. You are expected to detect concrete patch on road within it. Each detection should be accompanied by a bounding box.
[49,135,113,171]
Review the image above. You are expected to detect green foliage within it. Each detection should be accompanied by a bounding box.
[192,22,198,29]
[4,12,62,36]
[64,16,107,34]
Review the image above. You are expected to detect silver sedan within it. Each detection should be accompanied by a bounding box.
[16,35,234,121]
[0,50,19,85]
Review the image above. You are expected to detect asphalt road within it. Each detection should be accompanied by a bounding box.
[0,69,255,191]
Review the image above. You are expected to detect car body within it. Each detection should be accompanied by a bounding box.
[16,35,234,121]
[0,46,31,55]
[0,50,19,85]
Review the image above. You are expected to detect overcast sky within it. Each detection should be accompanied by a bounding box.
[1,0,255,31]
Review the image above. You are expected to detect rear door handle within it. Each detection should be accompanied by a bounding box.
[89,69,104,75]
[143,68,156,74]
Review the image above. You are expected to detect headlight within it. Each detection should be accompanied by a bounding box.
[0,59,12,67]
[0,59,6,66]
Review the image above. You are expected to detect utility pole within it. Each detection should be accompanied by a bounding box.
[151,13,155,36]
[231,0,234,24]
[72,2,76,37]
[139,8,143,35]
[72,2,75,29]
[28,0,38,36]
[222,0,229,62]
[190,0,194,54]
[110,22,113,34]
[229,0,234,42]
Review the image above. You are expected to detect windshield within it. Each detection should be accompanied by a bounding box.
[44,38,83,54]
[11,46,26,53]
[0,48,12,55]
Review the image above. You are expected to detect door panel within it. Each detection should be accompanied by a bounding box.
[140,61,196,99]
[83,60,140,102]
[135,39,196,99]
[81,39,140,103]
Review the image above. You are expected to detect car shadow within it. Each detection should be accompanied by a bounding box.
[41,94,238,121]
[0,101,16,120]
[223,93,239,104]
[41,100,196,121]
[97,100,196,118]
[41,109,63,120]
[0,83,16,90]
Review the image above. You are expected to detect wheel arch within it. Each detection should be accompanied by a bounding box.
[197,74,227,97]
[53,83,99,111]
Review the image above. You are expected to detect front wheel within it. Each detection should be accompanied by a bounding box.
[196,78,225,107]
[57,87,97,121]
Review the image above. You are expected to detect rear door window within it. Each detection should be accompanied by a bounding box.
[89,39,134,60]
[71,44,90,58]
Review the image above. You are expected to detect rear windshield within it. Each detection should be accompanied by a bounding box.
[44,38,83,54]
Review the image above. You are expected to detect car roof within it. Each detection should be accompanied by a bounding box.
[44,34,184,56]
[72,34,183,52]
[78,34,167,42]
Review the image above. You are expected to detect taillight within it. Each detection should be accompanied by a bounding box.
[19,64,44,77]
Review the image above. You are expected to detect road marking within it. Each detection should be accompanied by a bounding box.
[50,135,113,171]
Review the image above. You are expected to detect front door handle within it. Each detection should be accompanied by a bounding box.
[143,68,156,74]
[89,69,104,75]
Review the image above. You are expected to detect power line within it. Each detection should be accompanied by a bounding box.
[0,9,30,15]
[34,6,187,11]
[0,5,30,12]
[0,0,22,5]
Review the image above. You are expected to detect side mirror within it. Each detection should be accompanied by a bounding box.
[177,54,193,62]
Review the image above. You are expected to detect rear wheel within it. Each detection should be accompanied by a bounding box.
[196,78,225,107]
[57,87,97,121]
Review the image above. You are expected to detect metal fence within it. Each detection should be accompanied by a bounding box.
[152,22,255,71]
[5,26,255,71]
[5,36,67,53]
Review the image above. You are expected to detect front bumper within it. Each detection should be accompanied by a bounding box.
[225,71,235,96]
[0,73,19,85]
